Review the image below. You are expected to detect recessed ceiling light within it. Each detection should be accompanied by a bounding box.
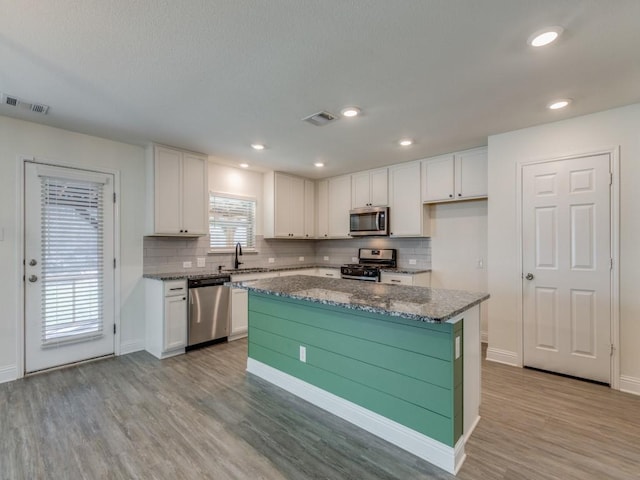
[251,143,265,150]
[398,138,414,147]
[528,27,564,47]
[314,162,325,167]
[547,99,571,110]
[341,106,361,118]
[239,163,249,168]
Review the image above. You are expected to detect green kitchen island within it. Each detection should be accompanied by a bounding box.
[232,275,489,475]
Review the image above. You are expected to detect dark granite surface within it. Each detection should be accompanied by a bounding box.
[232,275,488,323]
[143,264,431,281]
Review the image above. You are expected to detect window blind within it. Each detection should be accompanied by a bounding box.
[40,176,105,346]
[209,194,256,249]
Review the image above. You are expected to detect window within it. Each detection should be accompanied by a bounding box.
[209,193,256,250]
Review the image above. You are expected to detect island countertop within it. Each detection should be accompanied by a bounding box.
[232,275,488,323]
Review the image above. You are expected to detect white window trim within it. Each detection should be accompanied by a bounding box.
[208,191,258,253]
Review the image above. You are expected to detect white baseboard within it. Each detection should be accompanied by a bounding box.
[247,358,462,474]
[120,339,145,355]
[480,330,488,344]
[620,375,640,396]
[486,347,519,366]
[229,329,248,342]
[0,364,18,384]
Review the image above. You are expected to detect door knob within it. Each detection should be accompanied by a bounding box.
[525,273,534,280]
[29,275,38,283]
[29,259,38,266]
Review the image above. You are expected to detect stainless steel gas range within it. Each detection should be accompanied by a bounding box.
[340,248,397,282]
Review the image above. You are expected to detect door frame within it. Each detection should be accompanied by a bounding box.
[15,155,122,378]
[515,147,620,389]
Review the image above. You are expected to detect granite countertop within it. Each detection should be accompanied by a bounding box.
[232,275,488,323]
[142,264,342,281]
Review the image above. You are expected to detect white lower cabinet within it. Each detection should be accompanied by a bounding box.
[315,268,341,279]
[145,279,188,359]
[380,271,431,287]
[230,288,249,341]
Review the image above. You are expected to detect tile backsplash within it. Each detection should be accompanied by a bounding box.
[143,235,431,274]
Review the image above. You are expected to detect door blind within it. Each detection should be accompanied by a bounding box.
[40,175,105,346]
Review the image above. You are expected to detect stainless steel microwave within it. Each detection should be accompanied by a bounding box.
[349,206,389,236]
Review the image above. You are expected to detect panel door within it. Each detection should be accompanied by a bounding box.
[274,173,293,237]
[24,162,115,373]
[455,148,487,199]
[304,180,315,238]
[328,175,351,238]
[164,295,187,351]
[389,162,423,237]
[522,154,611,383]
[422,155,454,202]
[154,146,183,234]
[181,153,208,234]
[370,168,389,206]
[289,175,305,237]
[316,180,329,238]
[351,172,371,208]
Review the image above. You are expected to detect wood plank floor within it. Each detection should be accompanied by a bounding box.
[1,339,639,479]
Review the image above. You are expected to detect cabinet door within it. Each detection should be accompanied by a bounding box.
[290,176,305,237]
[274,173,293,237]
[370,168,389,206]
[316,180,329,238]
[455,148,488,199]
[164,295,187,351]
[304,180,315,238]
[389,162,426,237]
[182,153,208,234]
[328,175,351,238]
[422,155,455,203]
[154,146,183,234]
[230,288,248,339]
[380,273,413,285]
[351,172,371,208]
[316,268,340,278]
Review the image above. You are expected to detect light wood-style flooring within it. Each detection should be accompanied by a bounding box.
[1,339,639,479]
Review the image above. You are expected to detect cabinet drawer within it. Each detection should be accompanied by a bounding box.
[164,280,187,296]
[316,268,340,278]
[380,274,413,286]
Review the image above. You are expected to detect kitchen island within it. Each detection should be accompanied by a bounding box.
[232,275,489,474]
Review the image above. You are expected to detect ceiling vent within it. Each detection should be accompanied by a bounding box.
[1,93,50,115]
[303,111,337,126]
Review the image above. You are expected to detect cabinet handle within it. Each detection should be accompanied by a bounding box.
[180,229,184,232]
[182,297,186,300]
[169,287,183,291]
[449,194,453,198]
[185,229,188,232]
[391,279,401,283]
[457,193,461,197]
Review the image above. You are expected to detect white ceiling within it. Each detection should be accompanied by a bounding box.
[1,1,639,178]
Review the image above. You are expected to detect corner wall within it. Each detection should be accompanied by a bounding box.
[487,103,640,390]
[0,115,146,381]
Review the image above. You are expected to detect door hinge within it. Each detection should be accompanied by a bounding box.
[610,258,614,270]
[113,192,116,203]
[113,324,117,334]
[609,173,613,186]
[610,343,614,356]
[114,258,117,269]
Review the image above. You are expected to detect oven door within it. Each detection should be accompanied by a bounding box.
[349,207,388,236]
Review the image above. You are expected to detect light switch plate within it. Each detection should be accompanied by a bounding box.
[352,257,358,263]
[197,257,206,267]
[183,261,192,268]
[268,258,275,263]
[409,259,417,265]
[323,256,329,261]
[299,256,304,261]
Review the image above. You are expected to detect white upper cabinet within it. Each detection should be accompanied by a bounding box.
[388,161,430,237]
[422,147,487,203]
[316,180,329,239]
[264,172,310,238]
[304,180,315,239]
[328,175,352,238]
[147,145,208,236]
[351,168,388,208]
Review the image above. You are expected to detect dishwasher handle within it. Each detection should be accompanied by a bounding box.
[188,276,231,288]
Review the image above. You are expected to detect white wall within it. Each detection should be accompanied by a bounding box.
[487,103,640,390]
[0,115,146,382]
[429,200,488,341]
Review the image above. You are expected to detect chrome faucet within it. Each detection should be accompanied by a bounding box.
[234,242,243,269]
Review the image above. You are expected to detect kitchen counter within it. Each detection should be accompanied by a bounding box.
[233,274,486,323]
[143,264,430,281]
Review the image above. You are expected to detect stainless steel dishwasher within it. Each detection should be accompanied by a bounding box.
[187,276,231,347]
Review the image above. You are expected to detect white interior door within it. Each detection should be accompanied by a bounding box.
[24,162,115,373]
[522,154,611,383]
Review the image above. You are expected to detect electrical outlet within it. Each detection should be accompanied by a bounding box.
[268,258,275,263]
[197,257,206,268]
[409,259,417,265]
[183,261,192,268]
[455,336,461,359]
[323,256,329,261]
[299,345,307,363]
[352,257,358,263]
[299,256,304,261]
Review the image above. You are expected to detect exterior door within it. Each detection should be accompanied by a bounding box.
[522,154,611,383]
[24,162,115,373]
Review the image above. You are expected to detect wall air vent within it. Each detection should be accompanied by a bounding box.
[1,93,50,115]
[303,111,337,126]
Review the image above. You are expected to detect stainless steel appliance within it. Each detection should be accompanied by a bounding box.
[349,206,389,237]
[187,276,231,347]
[340,248,397,282]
